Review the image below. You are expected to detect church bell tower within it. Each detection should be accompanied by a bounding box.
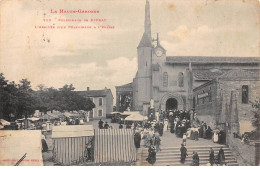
[136,0,153,114]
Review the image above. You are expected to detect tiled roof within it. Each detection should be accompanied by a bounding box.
[166,56,260,64]
[77,89,110,97]
[138,33,152,48]
[219,69,260,80]
[193,69,230,80]
[116,82,133,88]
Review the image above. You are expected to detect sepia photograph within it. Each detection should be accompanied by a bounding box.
[0,0,259,166]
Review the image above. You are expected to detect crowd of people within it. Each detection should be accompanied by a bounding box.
[139,108,228,165]
[180,144,226,166]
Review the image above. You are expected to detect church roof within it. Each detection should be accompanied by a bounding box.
[166,56,260,64]
[219,69,260,80]
[193,69,230,80]
[115,82,133,89]
[138,33,152,48]
[193,69,260,81]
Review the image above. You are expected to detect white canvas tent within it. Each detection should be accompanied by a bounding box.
[52,125,94,165]
[0,130,43,166]
[125,113,148,121]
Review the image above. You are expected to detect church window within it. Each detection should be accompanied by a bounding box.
[178,72,184,87]
[163,72,168,87]
[242,85,249,104]
[202,90,205,104]
[209,87,212,102]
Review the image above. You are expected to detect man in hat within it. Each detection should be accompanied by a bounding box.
[209,147,215,166]
[192,151,200,166]
[134,131,141,148]
[180,144,188,163]
[104,122,109,129]
[98,119,104,129]
[159,122,164,136]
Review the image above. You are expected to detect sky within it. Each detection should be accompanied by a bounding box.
[0,0,259,104]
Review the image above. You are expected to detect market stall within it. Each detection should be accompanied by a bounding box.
[52,125,94,165]
[94,129,136,163]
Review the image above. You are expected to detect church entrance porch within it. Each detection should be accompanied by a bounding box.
[166,98,178,111]
[160,93,184,111]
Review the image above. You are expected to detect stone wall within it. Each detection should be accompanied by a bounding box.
[228,135,256,166]
[220,80,259,134]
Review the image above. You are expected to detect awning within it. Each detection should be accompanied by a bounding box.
[64,112,82,118]
[27,117,40,121]
[109,112,121,114]
[40,114,58,120]
[120,111,140,116]
[0,119,11,126]
[125,113,148,121]
[52,125,94,138]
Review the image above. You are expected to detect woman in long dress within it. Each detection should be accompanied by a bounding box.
[213,130,219,143]
[209,148,215,166]
[163,120,168,131]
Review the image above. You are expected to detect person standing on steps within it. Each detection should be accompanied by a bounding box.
[192,151,200,166]
[180,144,188,164]
[218,147,226,166]
[209,147,215,166]
[182,133,187,146]
[146,146,156,165]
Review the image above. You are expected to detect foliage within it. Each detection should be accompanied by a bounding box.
[251,98,260,133]
[0,73,95,121]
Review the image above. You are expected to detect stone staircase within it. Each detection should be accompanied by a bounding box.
[137,145,239,166]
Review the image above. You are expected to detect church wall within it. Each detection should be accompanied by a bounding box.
[219,79,260,134]
[151,63,194,111]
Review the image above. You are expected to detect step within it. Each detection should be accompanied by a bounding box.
[156,151,233,156]
[149,160,238,166]
[160,145,227,149]
[142,150,232,156]
[154,158,237,164]
[159,147,230,152]
[156,155,235,160]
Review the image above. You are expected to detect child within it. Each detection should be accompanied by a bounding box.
[182,133,187,146]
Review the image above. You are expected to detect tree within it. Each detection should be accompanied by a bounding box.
[250,98,260,140]
[16,79,36,119]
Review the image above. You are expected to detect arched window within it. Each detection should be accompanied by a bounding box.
[178,72,184,87]
[163,72,168,87]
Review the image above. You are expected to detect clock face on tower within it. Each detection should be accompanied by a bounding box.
[155,48,163,57]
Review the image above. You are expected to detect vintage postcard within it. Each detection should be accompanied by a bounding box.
[0,0,259,166]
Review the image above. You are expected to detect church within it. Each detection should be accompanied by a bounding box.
[116,0,260,127]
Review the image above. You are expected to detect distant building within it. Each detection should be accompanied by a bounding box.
[78,87,113,119]
[115,83,134,112]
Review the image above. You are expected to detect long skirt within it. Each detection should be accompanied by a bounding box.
[194,131,199,141]
[41,139,48,152]
[190,131,195,140]
[213,133,218,143]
